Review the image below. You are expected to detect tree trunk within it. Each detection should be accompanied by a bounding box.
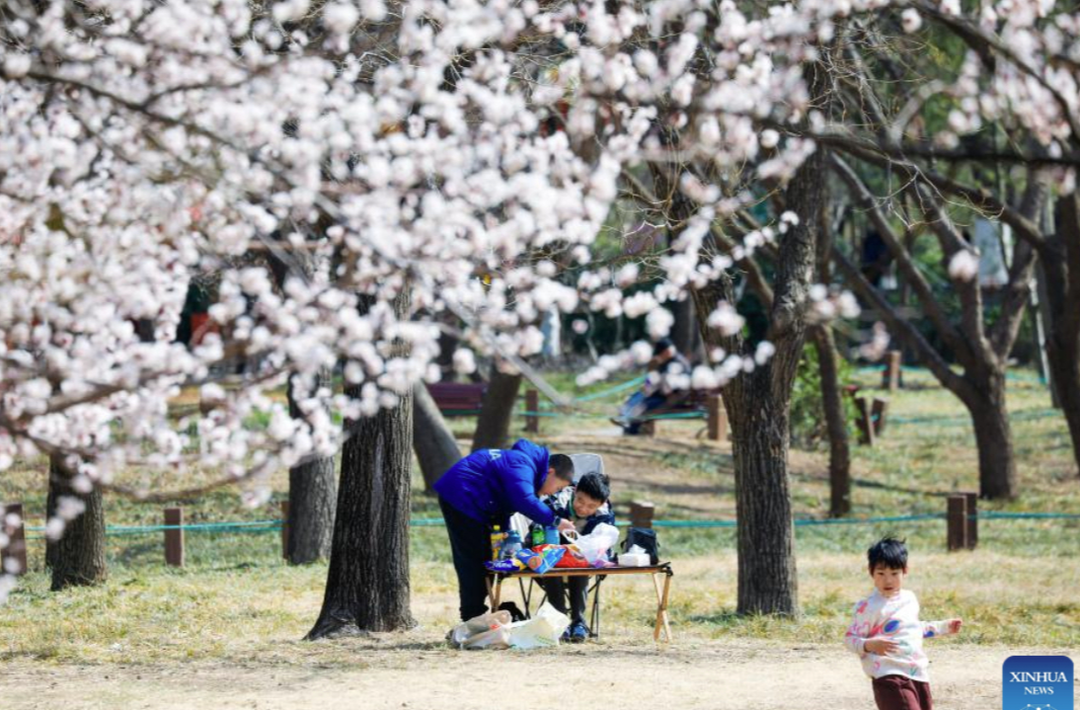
[307,289,415,639]
[961,370,1017,499]
[307,385,415,638]
[726,373,799,615]
[470,365,522,452]
[1042,194,1080,475]
[669,298,700,361]
[286,367,338,565]
[413,381,462,491]
[811,325,852,517]
[47,456,107,591]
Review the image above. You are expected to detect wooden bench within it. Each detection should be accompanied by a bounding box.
[425,382,487,416]
[639,390,727,441]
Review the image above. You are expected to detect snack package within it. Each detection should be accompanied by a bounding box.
[526,545,566,573]
[553,544,590,569]
[484,557,526,573]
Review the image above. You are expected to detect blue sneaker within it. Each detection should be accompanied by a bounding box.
[569,621,589,643]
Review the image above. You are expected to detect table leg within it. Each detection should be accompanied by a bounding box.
[486,575,503,611]
[652,572,673,642]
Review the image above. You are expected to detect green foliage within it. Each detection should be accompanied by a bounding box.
[789,340,858,449]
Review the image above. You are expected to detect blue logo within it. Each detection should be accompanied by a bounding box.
[1003,656,1073,710]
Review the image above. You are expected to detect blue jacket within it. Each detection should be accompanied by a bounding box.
[434,439,556,526]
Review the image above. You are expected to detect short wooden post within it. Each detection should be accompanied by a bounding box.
[872,397,889,436]
[524,389,539,434]
[963,491,978,550]
[707,394,728,443]
[1,503,28,576]
[280,500,290,561]
[630,501,656,529]
[884,351,902,392]
[164,507,184,567]
[856,397,875,446]
[947,495,968,551]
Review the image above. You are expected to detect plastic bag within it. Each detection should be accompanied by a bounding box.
[449,610,512,648]
[553,544,590,568]
[508,602,570,649]
[463,624,511,650]
[575,523,620,565]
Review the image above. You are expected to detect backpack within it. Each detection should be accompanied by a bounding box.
[621,527,660,565]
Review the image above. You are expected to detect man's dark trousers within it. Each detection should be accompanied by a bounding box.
[439,495,491,621]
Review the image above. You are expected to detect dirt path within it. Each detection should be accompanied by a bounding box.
[4,639,1068,710]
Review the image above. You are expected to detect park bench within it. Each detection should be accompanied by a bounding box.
[639,389,728,441]
[425,382,488,416]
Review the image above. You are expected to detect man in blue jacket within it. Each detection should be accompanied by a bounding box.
[434,439,575,621]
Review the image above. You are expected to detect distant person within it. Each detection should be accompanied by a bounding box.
[537,471,616,642]
[844,537,962,710]
[434,439,575,621]
[611,337,691,435]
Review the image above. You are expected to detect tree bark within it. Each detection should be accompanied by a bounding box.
[47,456,107,591]
[670,297,700,361]
[1042,193,1080,475]
[413,381,462,491]
[812,325,852,517]
[960,370,1018,499]
[307,385,415,637]
[470,365,522,452]
[307,294,415,639]
[286,367,338,565]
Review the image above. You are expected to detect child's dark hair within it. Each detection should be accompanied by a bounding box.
[548,454,575,482]
[868,536,908,571]
[575,472,611,503]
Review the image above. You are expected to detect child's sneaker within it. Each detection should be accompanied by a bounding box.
[569,621,589,643]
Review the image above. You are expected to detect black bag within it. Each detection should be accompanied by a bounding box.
[621,527,660,565]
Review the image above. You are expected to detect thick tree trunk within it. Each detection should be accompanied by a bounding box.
[811,325,852,517]
[726,374,799,615]
[47,456,107,590]
[413,382,462,491]
[960,370,1017,499]
[307,386,415,637]
[470,365,522,452]
[307,290,415,639]
[286,368,338,565]
[1042,194,1080,475]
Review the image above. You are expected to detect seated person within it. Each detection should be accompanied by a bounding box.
[537,472,616,643]
[612,337,691,435]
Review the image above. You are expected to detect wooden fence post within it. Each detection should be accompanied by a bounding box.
[884,351,902,392]
[947,496,968,551]
[707,394,728,443]
[525,389,539,434]
[872,397,889,436]
[963,491,978,550]
[630,501,656,529]
[281,500,290,561]
[164,507,184,567]
[856,397,875,446]
[1,503,27,576]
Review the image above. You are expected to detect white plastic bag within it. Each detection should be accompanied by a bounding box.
[574,522,620,565]
[463,624,512,650]
[449,610,512,648]
[508,602,570,649]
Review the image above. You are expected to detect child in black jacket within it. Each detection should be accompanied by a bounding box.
[539,472,615,642]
